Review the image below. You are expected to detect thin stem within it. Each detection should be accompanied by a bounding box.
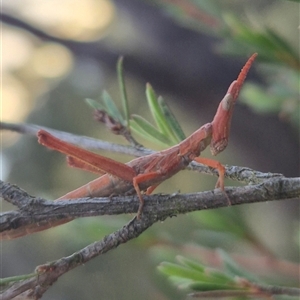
[1,214,158,299]
[0,121,152,156]
[189,284,300,298]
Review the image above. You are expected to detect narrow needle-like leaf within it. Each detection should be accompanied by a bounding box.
[117,56,130,128]
[85,98,106,111]
[146,83,176,143]
[102,90,124,124]
[130,115,171,146]
[158,96,186,142]
[0,273,37,287]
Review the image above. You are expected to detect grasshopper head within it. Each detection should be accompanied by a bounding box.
[209,53,257,156]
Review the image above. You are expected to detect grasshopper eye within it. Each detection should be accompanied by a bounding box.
[221,93,235,111]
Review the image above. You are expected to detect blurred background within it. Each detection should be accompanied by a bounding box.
[1,0,299,299]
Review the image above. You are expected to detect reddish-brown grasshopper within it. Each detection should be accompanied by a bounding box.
[1,53,257,240]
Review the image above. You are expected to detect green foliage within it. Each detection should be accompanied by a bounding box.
[189,207,279,259]
[86,60,186,147]
[117,56,130,127]
[221,14,299,69]
[217,249,260,282]
[158,254,259,294]
[86,91,125,125]
[149,0,300,131]
[130,114,171,145]
[193,208,249,239]
[241,67,299,128]
[0,273,37,291]
[157,96,186,142]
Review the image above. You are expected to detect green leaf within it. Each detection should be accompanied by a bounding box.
[188,281,236,292]
[193,229,238,249]
[117,56,130,127]
[157,1,222,36]
[0,273,37,287]
[102,90,124,124]
[241,84,283,114]
[205,268,235,283]
[130,115,171,146]
[266,28,298,57]
[146,84,177,144]
[176,256,205,273]
[196,209,247,238]
[222,14,299,70]
[85,98,106,111]
[223,15,276,54]
[218,249,260,282]
[264,28,299,68]
[177,256,234,284]
[158,262,211,282]
[158,96,186,142]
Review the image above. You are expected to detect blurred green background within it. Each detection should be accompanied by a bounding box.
[1,0,299,299]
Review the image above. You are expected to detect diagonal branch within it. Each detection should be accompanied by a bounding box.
[1,176,300,238]
[0,121,150,156]
[1,177,299,299]
[1,215,158,299]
